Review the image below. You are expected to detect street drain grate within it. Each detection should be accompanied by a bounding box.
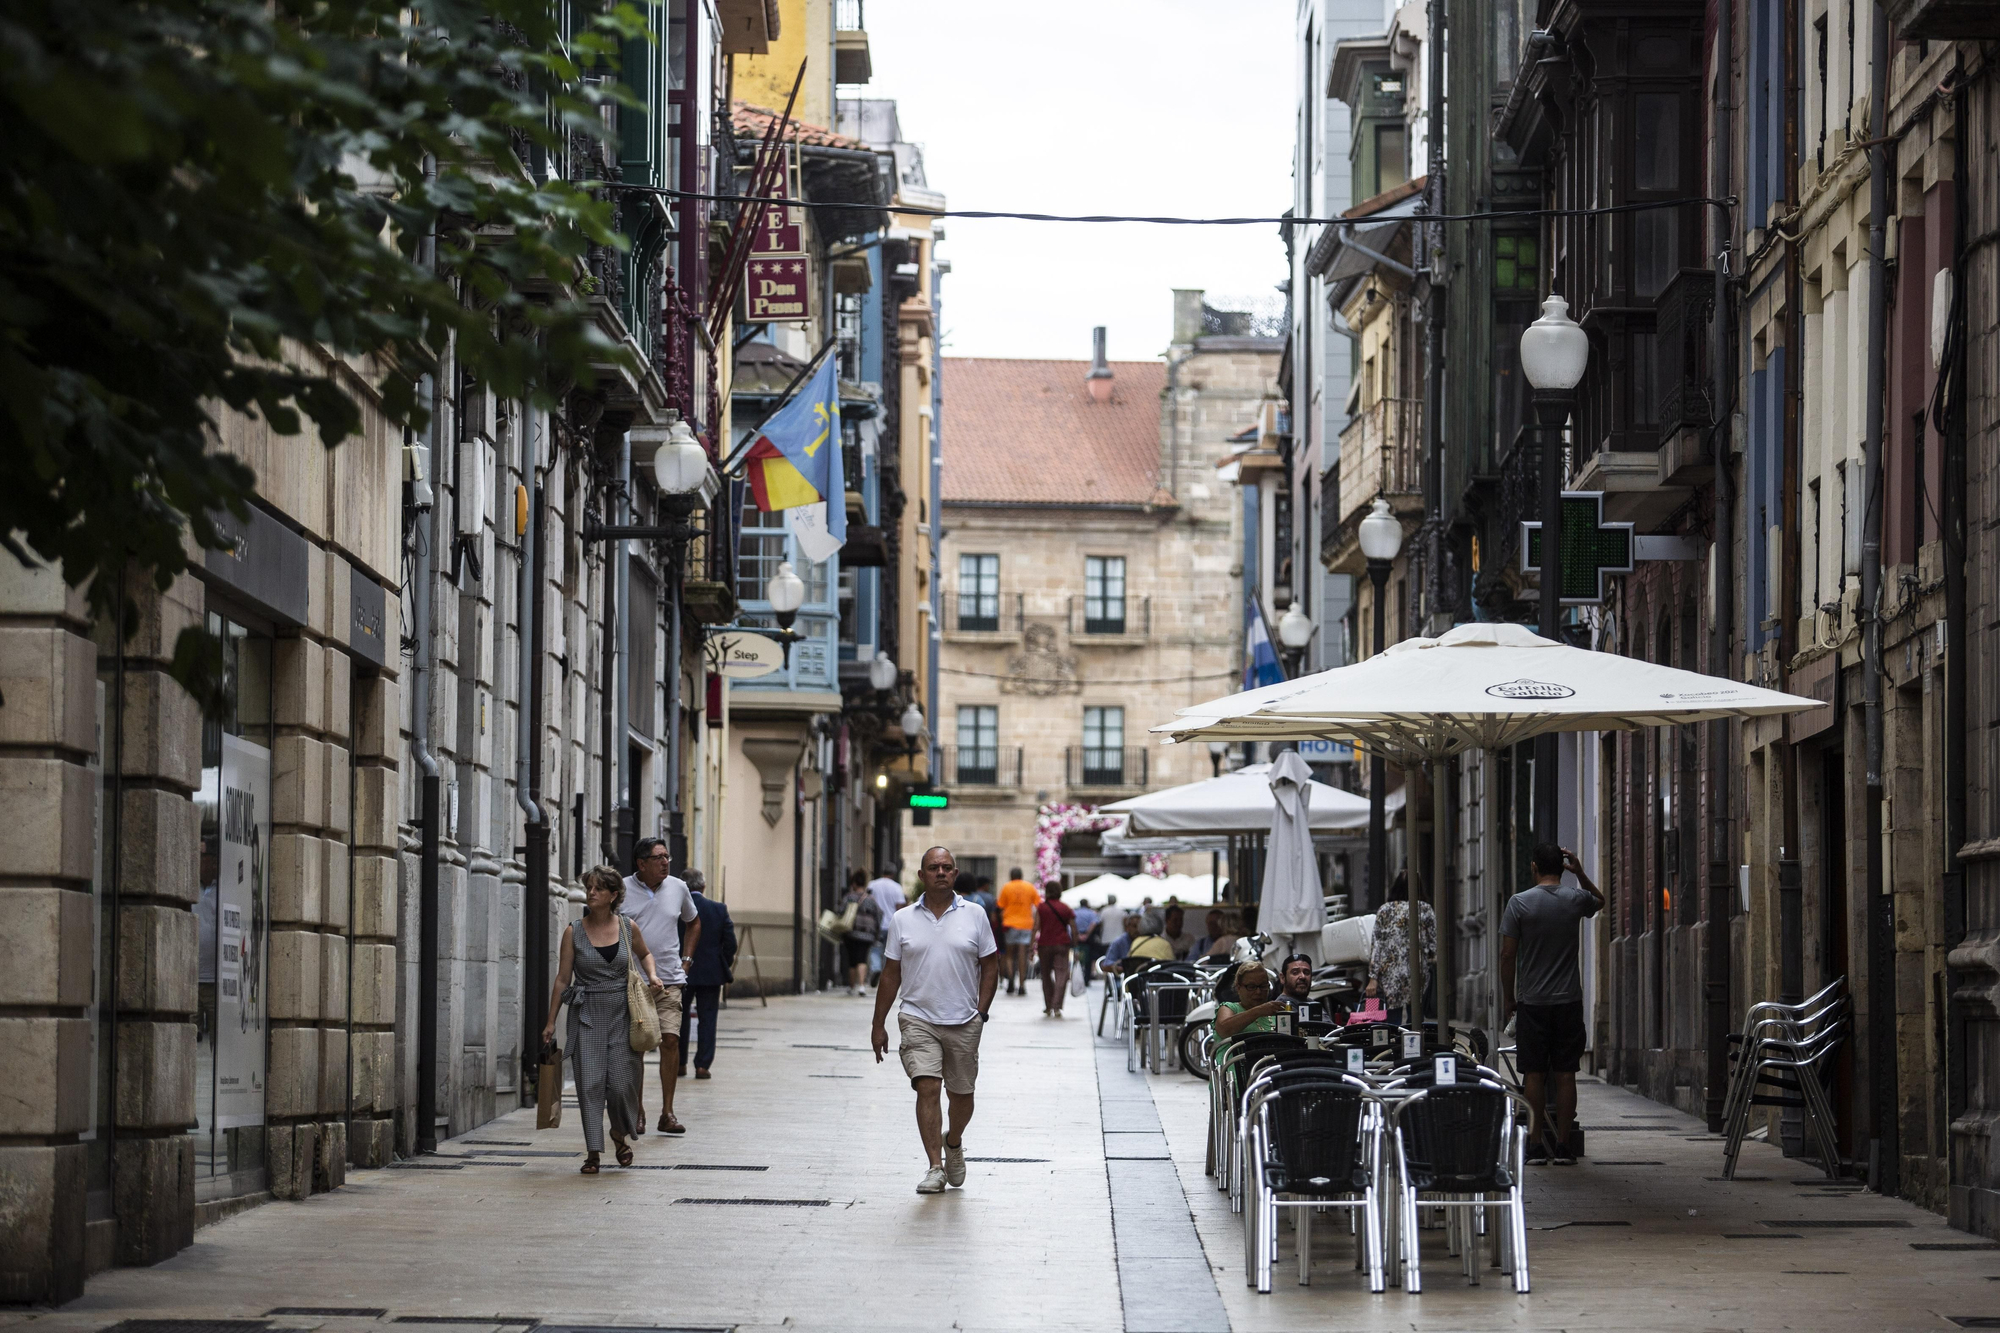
[1792,1179,1862,1187]
[1578,1125,1682,1132]
[1725,1233,1802,1239]
[1594,1161,1666,1166]
[467,1150,578,1158]
[673,1197,830,1207]
[1619,1115,1680,1119]
[1706,1176,1771,1182]
[1918,1243,2000,1252]
[672,1164,768,1171]
[387,1162,464,1170]
[964,1157,1050,1163]
[1534,1220,1631,1231]
[536,1326,734,1333]
[267,1311,388,1319]
[111,1323,271,1333]
[391,1318,536,1326]
[1781,1271,1849,1276]
[462,1140,532,1147]
[1762,1219,1912,1229]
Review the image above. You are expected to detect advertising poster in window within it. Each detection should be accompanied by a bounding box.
[213,733,270,1128]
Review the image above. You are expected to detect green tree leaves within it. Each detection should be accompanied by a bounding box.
[0,0,651,638]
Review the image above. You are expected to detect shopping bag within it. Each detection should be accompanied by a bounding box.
[816,908,848,941]
[1068,956,1087,998]
[536,1041,564,1129]
[626,923,662,1054]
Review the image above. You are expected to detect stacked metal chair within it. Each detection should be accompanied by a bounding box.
[1239,1069,1388,1293]
[1719,976,1848,1180]
[1382,1068,1533,1293]
[1206,1032,1308,1207]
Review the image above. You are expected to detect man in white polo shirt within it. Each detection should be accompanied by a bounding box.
[622,837,699,1135]
[871,845,999,1194]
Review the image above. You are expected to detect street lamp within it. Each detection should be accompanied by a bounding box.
[867,650,899,693]
[1276,600,1315,662]
[1356,496,1403,912]
[766,560,806,633]
[898,701,926,763]
[1519,294,1590,848]
[651,418,713,509]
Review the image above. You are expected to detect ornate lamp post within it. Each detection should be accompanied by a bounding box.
[1276,599,1315,674]
[1357,497,1404,912]
[1518,295,1590,845]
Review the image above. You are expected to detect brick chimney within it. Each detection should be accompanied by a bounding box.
[1086,325,1114,402]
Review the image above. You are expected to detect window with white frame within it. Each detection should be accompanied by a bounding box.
[1083,555,1126,633]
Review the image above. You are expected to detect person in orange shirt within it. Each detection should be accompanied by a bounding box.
[995,869,1042,996]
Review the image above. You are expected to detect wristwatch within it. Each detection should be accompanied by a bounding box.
[978,1010,990,1023]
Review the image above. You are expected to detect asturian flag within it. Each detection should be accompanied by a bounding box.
[1244,594,1286,690]
[743,357,845,553]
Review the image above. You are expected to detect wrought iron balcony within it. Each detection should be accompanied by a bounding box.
[1655,268,1716,445]
[1336,397,1423,525]
[1065,746,1148,790]
[943,590,1023,635]
[1068,595,1150,639]
[941,745,1023,788]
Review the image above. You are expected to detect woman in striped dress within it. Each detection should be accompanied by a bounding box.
[542,865,664,1172]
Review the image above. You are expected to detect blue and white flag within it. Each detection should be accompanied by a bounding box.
[1244,594,1286,689]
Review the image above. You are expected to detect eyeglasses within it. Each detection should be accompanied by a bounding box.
[639,853,669,863]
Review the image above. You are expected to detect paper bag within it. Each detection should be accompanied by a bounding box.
[536,1041,564,1129]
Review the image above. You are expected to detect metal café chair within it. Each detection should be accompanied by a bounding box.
[1383,1076,1533,1293]
[1721,1016,1847,1181]
[1125,962,1202,1073]
[1209,1033,1307,1207]
[1239,1073,1388,1293]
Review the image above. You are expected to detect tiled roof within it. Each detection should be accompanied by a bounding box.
[732,101,874,153]
[1343,174,1427,218]
[941,358,1169,507]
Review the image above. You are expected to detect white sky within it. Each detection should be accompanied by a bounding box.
[857,0,1295,362]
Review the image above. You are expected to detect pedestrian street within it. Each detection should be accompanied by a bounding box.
[19,991,2000,1333]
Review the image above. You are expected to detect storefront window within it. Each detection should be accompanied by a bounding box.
[194,611,274,1195]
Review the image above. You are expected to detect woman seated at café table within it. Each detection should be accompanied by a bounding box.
[1214,961,1293,1066]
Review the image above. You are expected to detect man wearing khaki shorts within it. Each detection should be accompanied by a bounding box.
[622,837,700,1134]
[871,845,1000,1194]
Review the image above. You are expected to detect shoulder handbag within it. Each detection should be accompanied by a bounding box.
[625,920,662,1054]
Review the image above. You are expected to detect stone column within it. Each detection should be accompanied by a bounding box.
[0,561,108,1301]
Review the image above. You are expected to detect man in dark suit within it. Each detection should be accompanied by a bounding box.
[678,869,737,1079]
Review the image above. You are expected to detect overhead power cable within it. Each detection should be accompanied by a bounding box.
[605,183,1734,227]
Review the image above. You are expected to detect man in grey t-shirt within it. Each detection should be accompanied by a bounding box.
[1499,842,1603,1164]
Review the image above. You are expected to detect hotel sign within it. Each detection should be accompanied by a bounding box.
[743,146,813,324]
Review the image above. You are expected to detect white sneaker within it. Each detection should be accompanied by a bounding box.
[916,1165,948,1194]
[944,1143,966,1187]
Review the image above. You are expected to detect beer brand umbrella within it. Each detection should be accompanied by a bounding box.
[1152,622,1824,1035]
[1099,761,1368,837]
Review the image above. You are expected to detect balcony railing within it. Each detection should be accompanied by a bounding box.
[1065,746,1148,789]
[1336,397,1423,527]
[1068,595,1150,638]
[941,745,1023,788]
[1655,268,1716,443]
[836,0,865,29]
[944,590,1022,634]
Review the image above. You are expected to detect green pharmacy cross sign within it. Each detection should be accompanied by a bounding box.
[1521,491,1635,605]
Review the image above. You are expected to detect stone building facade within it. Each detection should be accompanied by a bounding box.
[914,299,1279,885]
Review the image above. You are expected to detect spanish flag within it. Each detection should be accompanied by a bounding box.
[743,357,844,541]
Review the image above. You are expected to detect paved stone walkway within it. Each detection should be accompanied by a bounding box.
[16,989,2000,1332]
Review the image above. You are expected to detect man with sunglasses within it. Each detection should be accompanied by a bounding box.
[623,837,700,1135]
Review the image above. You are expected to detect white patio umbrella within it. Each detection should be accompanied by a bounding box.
[1099,761,1368,837]
[1154,622,1824,1036]
[1259,750,1325,961]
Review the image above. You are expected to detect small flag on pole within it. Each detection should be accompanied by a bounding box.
[743,357,845,548]
[1245,594,1285,689]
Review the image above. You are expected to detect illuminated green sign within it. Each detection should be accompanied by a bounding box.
[908,792,949,810]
